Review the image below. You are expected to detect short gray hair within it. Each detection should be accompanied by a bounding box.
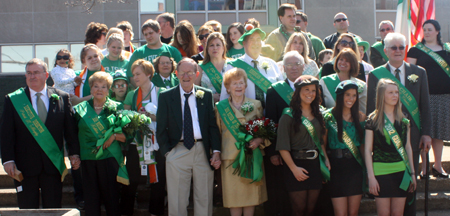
[283,51,305,65]
[26,58,48,73]
[379,20,394,30]
[383,33,406,48]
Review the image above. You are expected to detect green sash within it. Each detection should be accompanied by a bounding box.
[321,74,341,101]
[271,81,294,105]
[415,42,450,77]
[372,41,389,61]
[151,73,178,88]
[216,99,264,183]
[74,101,130,185]
[383,115,412,191]
[8,88,68,182]
[199,61,223,94]
[371,67,421,132]
[228,59,272,93]
[282,108,330,181]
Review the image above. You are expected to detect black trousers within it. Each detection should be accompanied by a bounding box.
[82,158,121,216]
[14,172,62,209]
[148,150,167,215]
[71,167,84,203]
[120,145,141,216]
[263,156,291,216]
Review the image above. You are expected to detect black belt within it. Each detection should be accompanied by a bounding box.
[180,139,203,143]
[329,148,353,159]
[291,149,318,160]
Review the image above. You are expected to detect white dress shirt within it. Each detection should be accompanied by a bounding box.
[29,85,49,115]
[160,74,171,88]
[388,62,406,86]
[220,54,283,100]
[287,79,295,91]
[179,86,202,140]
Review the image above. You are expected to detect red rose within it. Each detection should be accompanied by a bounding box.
[262,117,266,120]
[246,125,250,131]
[253,126,259,132]
[249,120,253,125]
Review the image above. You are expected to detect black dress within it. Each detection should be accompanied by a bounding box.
[365,116,409,198]
[320,62,366,82]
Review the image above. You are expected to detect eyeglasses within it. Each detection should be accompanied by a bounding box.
[101,32,107,36]
[178,72,196,77]
[296,20,302,24]
[388,46,405,51]
[334,18,348,23]
[160,61,172,65]
[339,40,355,47]
[380,28,392,32]
[114,84,127,88]
[285,62,303,69]
[199,33,210,40]
[56,55,70,60]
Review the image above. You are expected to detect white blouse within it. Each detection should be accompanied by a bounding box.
[49,65,77,94]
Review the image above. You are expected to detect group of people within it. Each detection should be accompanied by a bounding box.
[1,3,449,216]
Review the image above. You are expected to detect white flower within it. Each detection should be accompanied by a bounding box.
[408,74,419,84]
[196,90,205,99]
[261,61,270,72]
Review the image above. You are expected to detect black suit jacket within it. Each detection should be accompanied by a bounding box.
[0,86,79,177]
[156,85,221,168]
[265,80,291,157]
[366,63,432,151]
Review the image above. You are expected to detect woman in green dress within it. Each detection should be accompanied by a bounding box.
[122,59,164,216]
[101,33,129,75]
[73,72,128,216]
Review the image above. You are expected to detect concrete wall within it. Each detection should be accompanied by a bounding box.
[0,0,139,44]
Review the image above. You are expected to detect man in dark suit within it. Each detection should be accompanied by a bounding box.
[1,58,80,209]
[156,58,221,216]
[366,33,432,216]
[264,51,304,216]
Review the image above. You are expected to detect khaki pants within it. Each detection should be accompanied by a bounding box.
[166,141,214,216]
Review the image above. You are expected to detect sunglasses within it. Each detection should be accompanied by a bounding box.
[334,18,348,23]
[380,28,392,32]
[114,84,127,88]
[296,20,302,24]
[199,33,210,40]
[389,46,405,51]
[339,40,355,47]
[56,55,70,60]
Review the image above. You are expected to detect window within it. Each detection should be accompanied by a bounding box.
[36,44,68,72]
[1,45,33,73]
[178,0,266,11]
[279,0,302,10]
[376,0,397,10]
[141,0,165,13]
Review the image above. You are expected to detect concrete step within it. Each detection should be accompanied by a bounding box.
[0,187,77,207]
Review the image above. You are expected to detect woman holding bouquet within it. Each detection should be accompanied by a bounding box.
[365,79,416,216]
[215,68,269,216]
[73,72,128,216]
[122,59,165,216]
[323,80,366,216]
[276,75,330,216]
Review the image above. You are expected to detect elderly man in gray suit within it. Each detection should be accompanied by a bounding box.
[366,32,432,216]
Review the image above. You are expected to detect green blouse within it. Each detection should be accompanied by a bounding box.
[326,120,365,150]
[74,98,124,160]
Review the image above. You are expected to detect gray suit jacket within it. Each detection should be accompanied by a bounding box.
[366,62,432,151]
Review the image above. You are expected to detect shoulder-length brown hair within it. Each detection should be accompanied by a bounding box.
[226,22,245,50]
[333,48,360,77]
[203,32,227,64]
[332,33,360,60]
[171,20,199,57]
[369,78,405,132]
[153,55,176,74]
[284,32,310,64]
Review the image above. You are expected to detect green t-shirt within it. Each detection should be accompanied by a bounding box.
[101,57,129,75]
[226,47,245,59]
[125,43,183,79]
[326,120,365,150]
[307,33,326,58]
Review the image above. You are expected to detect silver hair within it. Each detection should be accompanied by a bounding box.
[383,33,406,48]
[283,51,305,65]
[26,58,48,73]
[379,20,394,30]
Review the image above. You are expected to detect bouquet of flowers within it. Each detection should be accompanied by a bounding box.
[231,117,277,183]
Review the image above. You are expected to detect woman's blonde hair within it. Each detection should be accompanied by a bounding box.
[105,27,124,40]
[369,78,405,132]
[203,32,227,64]
[284,32,310,64]
[223,68,248,94]
[88,72,113,89]
[106,33,125,61]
